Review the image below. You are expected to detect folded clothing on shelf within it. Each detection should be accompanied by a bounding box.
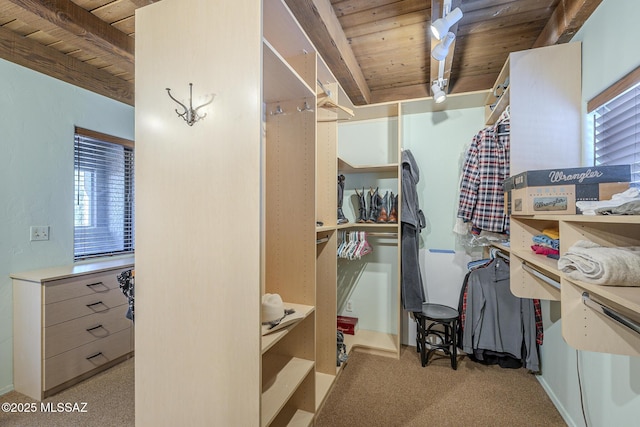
[532,234,559,250]
[558,240,640,286]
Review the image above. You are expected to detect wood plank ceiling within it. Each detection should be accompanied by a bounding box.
[0,0,602,107]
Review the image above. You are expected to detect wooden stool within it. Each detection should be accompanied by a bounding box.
[414,303,459,369]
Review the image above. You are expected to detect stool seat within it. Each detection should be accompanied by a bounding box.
[415,303,459,369]
[420,303,458,321]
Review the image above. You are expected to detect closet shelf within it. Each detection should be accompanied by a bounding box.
[315,372,335,411]
[287,410,314,427]
[510,248,560,277]
[342,329,398,357]
[263,39,314,103]
[261,354,314,427]
[261,303,315,354]
[335,223,399,231]
[484,56,510,125]
[485,86,510,126]
[565,278,640,314]
[338,158,398,174]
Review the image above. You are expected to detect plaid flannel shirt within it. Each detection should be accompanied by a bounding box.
[457,118,510,233]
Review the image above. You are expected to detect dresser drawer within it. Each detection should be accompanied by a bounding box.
[44,269,127,304]
[44,287,128,327]
[44,328,132,390]
[44,307,132,358]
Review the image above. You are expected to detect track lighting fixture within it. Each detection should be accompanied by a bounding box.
[432,32,456,61]
[430,6,463,40]
[431,81,447,104]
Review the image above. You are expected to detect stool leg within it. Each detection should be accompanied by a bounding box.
[419,317,426,367]
[415,316,421,354]
[451,319,458,370]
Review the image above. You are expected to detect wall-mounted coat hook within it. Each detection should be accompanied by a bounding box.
[297,101,314,112]
[166,83,214,126]
[270,105,285,115]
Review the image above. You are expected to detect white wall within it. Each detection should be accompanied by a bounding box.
[0,59,134,394]
[537,1,640,426]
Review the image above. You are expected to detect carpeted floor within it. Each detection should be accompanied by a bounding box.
[1,347,566,426]
[0,357,134,427]
[316,346,566,427]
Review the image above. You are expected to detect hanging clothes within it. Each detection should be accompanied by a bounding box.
[458,257,540,372]
[457,109,511,234]
[401,149,426,312]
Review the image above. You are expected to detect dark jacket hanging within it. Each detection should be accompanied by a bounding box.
[401,149,426,312]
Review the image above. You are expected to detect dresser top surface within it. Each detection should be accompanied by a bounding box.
[10,257,134,283]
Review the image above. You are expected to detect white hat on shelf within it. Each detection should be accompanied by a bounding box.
[262,293,285,324]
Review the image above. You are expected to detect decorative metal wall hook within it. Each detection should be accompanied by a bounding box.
[270,105,285,115]
[165,83,214,126]
[297,101,314,112]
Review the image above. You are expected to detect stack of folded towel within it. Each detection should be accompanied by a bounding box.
[531,228,560,259]
[558,240,640,286]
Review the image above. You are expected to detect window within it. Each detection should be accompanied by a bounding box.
[590,67,640,187]
[74,127,134,260]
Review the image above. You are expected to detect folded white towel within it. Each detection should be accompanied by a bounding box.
[576,188,640,215]
[558,240,640,286]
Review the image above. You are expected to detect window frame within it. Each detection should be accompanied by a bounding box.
[588,65,640,187]
[74,126,135,260]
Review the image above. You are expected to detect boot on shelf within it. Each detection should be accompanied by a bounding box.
[377,191,389,223]
[366,187,379,223]
[355,187,367,223]
[337,174,349,224]
[388,192,398,223]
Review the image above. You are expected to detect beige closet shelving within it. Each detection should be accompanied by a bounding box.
[508,215,640,357]
[136,0,316,425]
[335,102,402,360]
[486,42,640,357]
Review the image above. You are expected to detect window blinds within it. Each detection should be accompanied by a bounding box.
[593,83,640,187]
[74,129,135,259]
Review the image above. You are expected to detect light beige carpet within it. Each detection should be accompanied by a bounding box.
[316,346,566,427]
[0,357,134,427]
[1,347,566,426]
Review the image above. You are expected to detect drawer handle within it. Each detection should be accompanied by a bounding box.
[86,301,108,312]
[86,324,104,332]
[86,282,109,293]
[86,352,103,361]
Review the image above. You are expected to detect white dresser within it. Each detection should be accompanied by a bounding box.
[11,257,134,400]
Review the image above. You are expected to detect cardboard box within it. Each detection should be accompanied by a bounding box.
[511,182,630,215]
[337,315,358,335]
[504,165,631,191]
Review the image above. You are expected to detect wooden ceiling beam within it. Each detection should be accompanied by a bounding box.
[285,0,372,105]
[0,24,134,105]
[533,0,603,47]
[6,0,134,62]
